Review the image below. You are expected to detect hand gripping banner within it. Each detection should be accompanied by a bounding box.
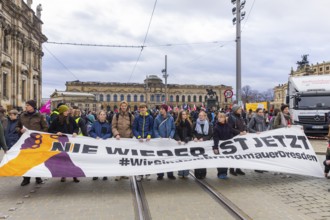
[0,126,324,178]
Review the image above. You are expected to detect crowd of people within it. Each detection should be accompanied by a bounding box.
[0,100,328,186]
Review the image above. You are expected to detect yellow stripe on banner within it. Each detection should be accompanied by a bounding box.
[0,133,62,176]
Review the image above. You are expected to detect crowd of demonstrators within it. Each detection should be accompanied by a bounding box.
[174,110,193,178]
[133,103,153,181]
[153,104,176,180]
[193,110,213,179]
[1,100,304,185]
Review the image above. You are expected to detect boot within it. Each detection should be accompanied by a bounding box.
[21,177,30,186]
[236,168,245,175]
[229,168,237,176]
[73,177,80,183]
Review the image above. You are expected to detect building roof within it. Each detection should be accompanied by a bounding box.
[50,91,95,98]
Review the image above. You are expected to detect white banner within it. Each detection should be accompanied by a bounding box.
[0,126,324,178]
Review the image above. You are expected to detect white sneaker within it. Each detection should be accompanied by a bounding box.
[145,174,151,181]
[136,175,142,182]
[115,176,121,181]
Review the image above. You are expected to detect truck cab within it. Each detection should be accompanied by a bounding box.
[287,75,330,134]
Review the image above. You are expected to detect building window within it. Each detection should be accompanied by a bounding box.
[170,95,174,102]
[199,95,202,102]
[106,94,110,102]
[193,95,197,102]
[133,95,138,102]
[34,83,37,100]
[114,94,118,102]
[182,95,185,103]
[151,95,155,102]
[204,96,207,102]
[93,104,96,112]
[127,94,131,102]
[326,66,330,71]
[22,46,26,63]
[100,94,104,102]
[188,95,191,102]
[2,73,8,98]
[176,95,180,102]
[3,35,9,53]
[156,94,160,102]
[85,104,90,109]
[120,94,124,101]
[22,79,26,101]
[140,95,144,102]
[320,67,323,72]
[162,95,165,102]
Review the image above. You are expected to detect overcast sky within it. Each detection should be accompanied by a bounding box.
[31,0,330,99]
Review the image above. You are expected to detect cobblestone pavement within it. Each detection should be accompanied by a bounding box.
[0,139,329,220]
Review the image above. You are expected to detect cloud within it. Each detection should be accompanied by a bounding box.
[30,0,330,99]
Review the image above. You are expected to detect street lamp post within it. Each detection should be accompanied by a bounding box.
[231,0,246,105]
[162,55,168,104]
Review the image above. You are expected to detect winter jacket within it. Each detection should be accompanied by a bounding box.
[48,116,79,135]
[174,120,193,143]
[5,118,19,149]
[248,115,267,133]
[132,113,153,139]
[153,113,175,138]
[193,121,213,141]
[227,112,247,136]
[0,121,8,151]
[16,111,48,132]
[89,120,112,139]
[273,112,293,129]
[112,111,134,138]
[73,116,88,136]
[213,122,234,150]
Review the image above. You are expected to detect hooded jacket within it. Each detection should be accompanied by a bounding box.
[153,113,175,138]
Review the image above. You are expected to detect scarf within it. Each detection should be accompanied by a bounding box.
[195,118,209,135]
[253,115,267,132]
[280,112,291,126]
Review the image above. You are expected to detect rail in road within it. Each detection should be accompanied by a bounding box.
[130,173,252,220]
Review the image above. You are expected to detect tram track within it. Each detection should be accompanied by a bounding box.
[130,176,152,220]
[189,171,253,220]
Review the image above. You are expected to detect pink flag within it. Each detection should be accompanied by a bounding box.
[39,100,51,114]
[168,105,172,111]
[193,104,196,111]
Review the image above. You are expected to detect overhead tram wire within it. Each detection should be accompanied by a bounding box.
[46,41,144,49]
[43,45,79,81]
[127,0,158,83]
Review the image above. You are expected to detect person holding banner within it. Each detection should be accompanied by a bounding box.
[16,100,48,186]
[323,137,330,179]
[273,105,292,129]
[174,110,193,178]
[73,109,88,136]
[4,109,20,149]
[213,112,234,179]
[248,108,268,173]
[89,110,112,181]
[48,104,80,183]
[0,121,8,153]
[112,101,134,181]
[227,104,247,176]
[133,103,154,181]
[153,104,176,180]
[193,110,213,179]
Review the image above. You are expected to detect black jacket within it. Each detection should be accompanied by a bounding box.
[227,113,247,135]
[48,116,79,135]
[192,122,213,141]
[174,120,193,143]
[213,122,234,150]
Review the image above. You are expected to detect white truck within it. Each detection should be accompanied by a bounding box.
[286,75,330,134]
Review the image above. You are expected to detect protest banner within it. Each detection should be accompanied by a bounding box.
[0,126,323,178]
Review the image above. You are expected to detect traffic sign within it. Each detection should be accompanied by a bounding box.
[224,89,233,98]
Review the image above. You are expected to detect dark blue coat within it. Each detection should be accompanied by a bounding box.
[5,119,19,149]
[133,113,153,139]
[89,120,112,139]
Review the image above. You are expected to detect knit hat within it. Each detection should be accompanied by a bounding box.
[26,100,37,109]
[58,105,69,114]
[160,104,168,112]
[231,104,241,113]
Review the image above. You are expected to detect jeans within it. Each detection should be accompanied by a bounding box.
[178,170,189,177]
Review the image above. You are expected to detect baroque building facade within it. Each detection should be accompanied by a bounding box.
[273,60,330,109]
[0,0,46,111]
[51,75,233,112]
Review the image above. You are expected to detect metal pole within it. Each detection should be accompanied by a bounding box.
[165,55,168,104]
[236,0,242,104]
